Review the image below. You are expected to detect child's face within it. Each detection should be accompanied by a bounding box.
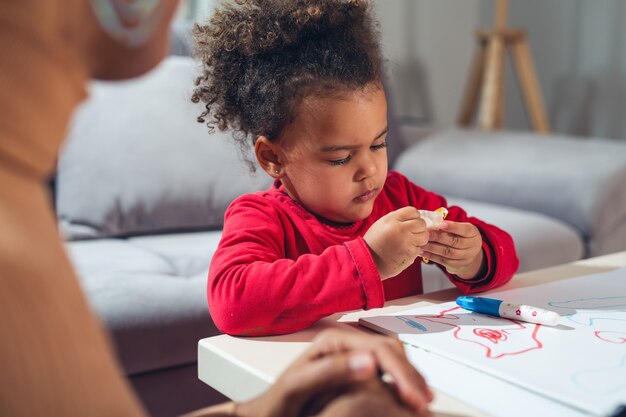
[277,85,388,223]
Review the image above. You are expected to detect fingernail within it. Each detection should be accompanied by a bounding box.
[380,372,396,385]
[348,353,374,377]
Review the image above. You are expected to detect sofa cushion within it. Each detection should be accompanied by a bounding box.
[395,128,626,257]
[57,56,273,240]
[422,197,584,293]
[66,231,222,375]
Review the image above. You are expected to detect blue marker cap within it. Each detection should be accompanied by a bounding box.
[456,296,502,316]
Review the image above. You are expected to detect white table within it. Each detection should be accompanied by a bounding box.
[197,251,626,416]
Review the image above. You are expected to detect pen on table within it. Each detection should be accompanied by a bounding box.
[456,296,560,326]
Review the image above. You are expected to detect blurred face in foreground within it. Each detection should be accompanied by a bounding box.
[86,0,180,80]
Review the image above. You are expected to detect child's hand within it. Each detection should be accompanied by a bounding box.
[421,221,485,280]
[363,207,429,280]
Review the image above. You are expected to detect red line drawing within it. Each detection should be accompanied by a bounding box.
[411,306,544,359]
[594,331,626,344]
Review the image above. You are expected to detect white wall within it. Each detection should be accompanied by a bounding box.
[182,0,626,141]
[374,0,481,127]
[504,0,626,140]
[375,0,626,141]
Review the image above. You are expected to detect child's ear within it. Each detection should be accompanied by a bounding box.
[255,135,285,178]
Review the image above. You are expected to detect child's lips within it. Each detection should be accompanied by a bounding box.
[355,188,378,202]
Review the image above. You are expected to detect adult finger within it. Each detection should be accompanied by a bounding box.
[238,349,378,417]
[369,338,433,413]
[317,379,418,417]
[312,330,433,412]
[276,351,377,410]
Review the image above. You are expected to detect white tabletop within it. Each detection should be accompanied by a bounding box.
[197,251,626,416]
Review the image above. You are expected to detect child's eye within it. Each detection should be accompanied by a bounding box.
[329,155,352,166]
[370,141,387,151]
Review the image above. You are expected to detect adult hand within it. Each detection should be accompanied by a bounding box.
[317,378,417,417]
[236,328,433,417]
[420,220,485,280]
[364,207,430,279]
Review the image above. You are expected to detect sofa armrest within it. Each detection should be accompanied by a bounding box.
[395,127,626,257]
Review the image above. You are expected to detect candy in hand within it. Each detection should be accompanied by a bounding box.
[418,207,448,263]
[418,207,448,230]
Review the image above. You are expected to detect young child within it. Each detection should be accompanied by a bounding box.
[192,0,519,336]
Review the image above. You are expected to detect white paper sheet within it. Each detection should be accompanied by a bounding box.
[360,267,626,416]
[405,344,591,417]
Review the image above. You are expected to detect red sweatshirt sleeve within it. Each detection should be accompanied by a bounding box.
[388,172,519,294]
[208,196,384,336]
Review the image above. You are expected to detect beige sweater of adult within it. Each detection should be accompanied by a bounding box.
[1,1,164,416]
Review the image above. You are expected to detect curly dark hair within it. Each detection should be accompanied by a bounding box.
[191,0,383,156]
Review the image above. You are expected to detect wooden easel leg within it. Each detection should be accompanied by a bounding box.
[511,36,551,133]
[478,35,505,130]
[457,40,486,126]
[494,45,511,128]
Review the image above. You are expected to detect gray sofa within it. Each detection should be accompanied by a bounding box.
[55,56,626,416]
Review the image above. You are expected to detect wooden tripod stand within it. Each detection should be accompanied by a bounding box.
[457,0,550,133]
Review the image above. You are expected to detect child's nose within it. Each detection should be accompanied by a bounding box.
[356,153,377,181]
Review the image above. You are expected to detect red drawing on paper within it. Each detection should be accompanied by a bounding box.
[410,306,544,359]
[594,331,626,344]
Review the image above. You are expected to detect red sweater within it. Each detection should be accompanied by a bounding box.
[208,171,519,335]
